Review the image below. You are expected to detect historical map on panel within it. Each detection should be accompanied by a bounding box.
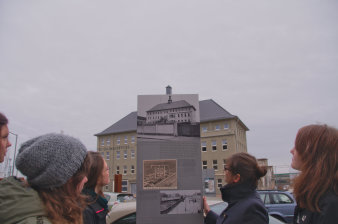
[143,159,177,189]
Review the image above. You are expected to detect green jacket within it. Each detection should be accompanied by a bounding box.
[0,176,51,224]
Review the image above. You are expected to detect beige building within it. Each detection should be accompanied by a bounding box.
[95,99,249,195]
[257,158,275,190]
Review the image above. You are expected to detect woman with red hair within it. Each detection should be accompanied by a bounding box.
[291,124,338,224]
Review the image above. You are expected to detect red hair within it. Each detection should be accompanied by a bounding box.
[35,154,91,224]
[293,124,338,212]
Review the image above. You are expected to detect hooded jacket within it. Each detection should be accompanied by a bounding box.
[0,176,51,224]
[205,183,269,224]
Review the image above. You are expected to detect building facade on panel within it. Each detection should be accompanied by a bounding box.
[146,100,197,124]
[95,99,249,196]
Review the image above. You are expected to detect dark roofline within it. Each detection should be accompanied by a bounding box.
[95,99,249,136]
[147,100,196,113]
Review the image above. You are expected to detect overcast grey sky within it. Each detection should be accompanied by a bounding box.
[1,0,337,173]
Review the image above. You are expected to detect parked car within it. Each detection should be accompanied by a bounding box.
[257,190,296,223]
[103,192,136,211]
[106,199,285,224]
[210,201,284,224]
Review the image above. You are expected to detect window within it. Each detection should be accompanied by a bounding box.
[116,166,120,174]
[116,151,120,160]
[117,137,120,145]
[106,138,110,146]
[122,180,128,192]
[124,150,127,159]
[131,165,135,174]
[270,193,293,204]
[131,136,135,144]
[201,142,207,152]
[101,152,104,158]
[224,123,229,129]
[131,149,135,159]
[100,138,104,146]
[124,136,128,144]
[215,125,220,131]
[223,159,226,169]
[212,141,217,151]
[106,152,110,160]
[213,160,218,170]
[202,161,207,169]
[202,127,208,132]
[123,165,127,175]
[217,179,223,188]
[222,140,228,150]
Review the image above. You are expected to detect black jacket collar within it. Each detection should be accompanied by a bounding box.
[220,182,256,204]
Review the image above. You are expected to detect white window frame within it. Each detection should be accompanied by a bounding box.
[212,141,217,151]
[202,127,208,132]
[131,136,135,144]
[202,161,207,169]
[106,138,110,146]
[124,136,128,144]
[117,137,120,145]
[215,125,220,131]
[116,166,120,174]
[124,150,127,159]
[201,142,207,152]
[223,159,226,170]
[217,179,223,188]
[116,151,120,160]
[123,165,127,175]
[131,165,135,174]
[131,149,135,159]
[213,160,218,170]
[122,180,128,192]
[106,152,110,160]
[224,123,229,129]
[100,138,105,146]
[222,140,228,151]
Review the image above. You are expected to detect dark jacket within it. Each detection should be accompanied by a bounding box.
[83,188,109,224]
[0,176,51,224]
[205,183,269,224]
[293,191,338,224]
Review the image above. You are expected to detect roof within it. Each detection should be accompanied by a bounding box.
[147,100,195,112]
[199,99,235,122]
[95,99,248,136]
[95,112,137,136]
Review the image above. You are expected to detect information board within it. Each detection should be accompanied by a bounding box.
[136,94,203,224]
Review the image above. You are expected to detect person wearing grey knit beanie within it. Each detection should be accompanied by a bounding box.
[0,133,91,224]
[16,133,88,189]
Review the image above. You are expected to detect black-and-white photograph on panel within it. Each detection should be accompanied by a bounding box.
[143,159,177,190]
[160,190,202,215]
[137,89,200,139]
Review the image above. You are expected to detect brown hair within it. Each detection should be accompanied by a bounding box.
[293,124,338,212]
[84,151,105,196]
[0,112,8,131]
[35,154,91,224]
[227,152,267,188]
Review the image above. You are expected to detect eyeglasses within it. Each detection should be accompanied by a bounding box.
[224,167,231,172]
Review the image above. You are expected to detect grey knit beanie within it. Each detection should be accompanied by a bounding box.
[15,133,87,189]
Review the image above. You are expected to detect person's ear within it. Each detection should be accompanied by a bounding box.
[233,174,240,183]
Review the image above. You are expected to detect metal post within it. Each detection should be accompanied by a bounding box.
[10,132,18,176]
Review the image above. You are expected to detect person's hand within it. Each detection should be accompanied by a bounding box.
[203,196,210,215]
